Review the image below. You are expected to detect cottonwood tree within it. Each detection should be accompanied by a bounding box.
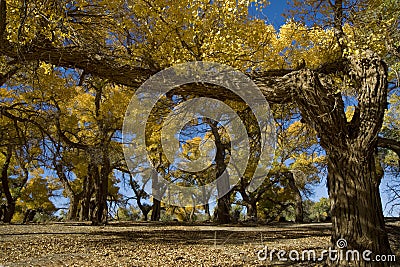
[16,168,58,222]
[48,78,126,224]
[284,1,400,265]
[0,61,127,223]
[117,162,153,221]
[0,95,44,222]
[1,0,400,265]
[236,104,324,222]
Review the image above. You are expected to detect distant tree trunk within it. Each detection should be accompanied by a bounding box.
[151,199,161,221]
[245,201,257,219]
[150,152,164,222]
[129,176,152,221]
[216,193,231,224]
[140,205,151,221]
[55,163,81,221]
[200,184,212,220]
[80,173,92,221]
[189,206,195,222]
[285,172,303,223]
[80,196,90,221]
[143,208,150,221]
[237,182,258,220]
[3,202,15,223]
[0,146,15,223]
[68,195,79,221]
[96,166,109,225]
[0,205,3,221]
[214,148,231,223]
[136,201,151,221]
[204,203,211,220]
[91,161,102,225]
[208,119,231,224]
[92,149,110,225]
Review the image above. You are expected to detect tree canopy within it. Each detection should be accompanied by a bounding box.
[1,0,400,266]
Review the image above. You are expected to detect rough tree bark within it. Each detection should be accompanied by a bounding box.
[290,52,392,266]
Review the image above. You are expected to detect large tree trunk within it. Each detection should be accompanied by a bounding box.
[327,150,391,266]
[292,51,392,266]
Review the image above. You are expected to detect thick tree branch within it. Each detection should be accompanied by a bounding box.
[289,69,348,149]
[378,137,400,162]
[0,43,154,88]
[251,71,299,103]
[351,51,388,149]
[0,14,347,106]
[0,44,298,103]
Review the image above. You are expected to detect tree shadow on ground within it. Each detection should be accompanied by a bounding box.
[85,222,332,246]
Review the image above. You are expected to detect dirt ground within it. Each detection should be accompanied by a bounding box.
[0,221,399,266]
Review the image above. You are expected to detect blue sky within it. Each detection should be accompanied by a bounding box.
[256,1,288,28]
[258,1,330,203]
